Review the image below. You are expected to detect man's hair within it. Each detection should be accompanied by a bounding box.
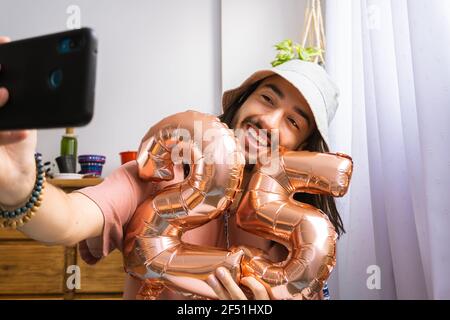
[218,80,346,237]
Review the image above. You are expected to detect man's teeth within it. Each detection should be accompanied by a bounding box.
[248,128,268,145]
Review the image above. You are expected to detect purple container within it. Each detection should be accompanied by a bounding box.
[78,155,106,164]
[78,155,106,177]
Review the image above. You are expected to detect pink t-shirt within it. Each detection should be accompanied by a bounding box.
[74,161,157,264]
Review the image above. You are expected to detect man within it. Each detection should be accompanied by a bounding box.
[0,35,341,299]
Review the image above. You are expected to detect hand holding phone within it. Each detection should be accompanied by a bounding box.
[0,35,37,208]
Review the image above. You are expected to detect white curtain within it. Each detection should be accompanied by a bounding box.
[325,0,450,299]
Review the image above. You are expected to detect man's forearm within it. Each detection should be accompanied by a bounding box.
[16,183,103,246]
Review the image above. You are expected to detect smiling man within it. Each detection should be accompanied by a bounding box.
[206,59,343,300]
[231,75,315,156]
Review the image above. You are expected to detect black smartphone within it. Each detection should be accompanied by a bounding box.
[0,28,98,130]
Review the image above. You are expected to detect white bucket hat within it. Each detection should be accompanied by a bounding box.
[222,59,340,149]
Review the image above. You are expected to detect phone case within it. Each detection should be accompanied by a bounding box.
[0,28,97,129]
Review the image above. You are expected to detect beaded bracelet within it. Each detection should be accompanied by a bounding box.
[0,153,46,229]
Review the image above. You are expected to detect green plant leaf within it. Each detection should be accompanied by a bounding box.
[271,59,284,67]
[305,47,323,56]
[272,39,325,66]
[298,47,308,61]
[277,50,295,61]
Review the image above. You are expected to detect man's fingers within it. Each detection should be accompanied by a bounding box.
[206,274,231,300]
[0,87,10,107]
[0,36,11,74]
[0,37,11,101]
[0,130,28,145]
[215,267,248,300]
[241,277,270,300]
[0,36,11,44]
[0,36,11,95]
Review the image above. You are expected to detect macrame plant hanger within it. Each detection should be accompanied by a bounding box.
[301,0,326,65]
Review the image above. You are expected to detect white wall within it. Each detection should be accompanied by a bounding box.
[221,0,307,91]
[1,0,307,175]
[0,0,222,175]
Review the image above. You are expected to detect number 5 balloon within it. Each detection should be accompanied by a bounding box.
[233,149,353,300]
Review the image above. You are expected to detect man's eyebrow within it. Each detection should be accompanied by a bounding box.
[293,106,311,126]
[262,83,285,99]
[263,83,311,127]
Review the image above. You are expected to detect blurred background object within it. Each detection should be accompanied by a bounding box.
[119,151,137,165]
[55,155,76,173]
[60,128,78,164]
[78,154,106,177]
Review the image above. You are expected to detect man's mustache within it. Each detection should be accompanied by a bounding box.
[242,117,272,145]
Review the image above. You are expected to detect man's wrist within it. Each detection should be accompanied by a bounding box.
[0,153,45,229]
[0,152,38,208]
[1,166,37,209]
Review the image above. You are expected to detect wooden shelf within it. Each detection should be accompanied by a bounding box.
[48,178,103,188]
[1,176,125,300]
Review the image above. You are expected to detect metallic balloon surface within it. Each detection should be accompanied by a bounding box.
[123,110,246,299]
[123,111,353,300]
[234,149,353,300]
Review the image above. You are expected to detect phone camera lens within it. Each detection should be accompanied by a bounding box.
[59,37,77,54]
[60,38,70,53]
[49,69,63,89]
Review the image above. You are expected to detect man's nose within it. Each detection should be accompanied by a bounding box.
[259,108,284,130]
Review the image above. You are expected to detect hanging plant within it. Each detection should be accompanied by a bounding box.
[271,39,323,67]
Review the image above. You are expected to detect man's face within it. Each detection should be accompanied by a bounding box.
[231,75,316,162]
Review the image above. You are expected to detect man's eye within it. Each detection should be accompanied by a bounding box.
[262,94,273,105]
[288,118,299,129]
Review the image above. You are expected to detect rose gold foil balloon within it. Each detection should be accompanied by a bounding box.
[233,149,353,300]
[123,110,353,300]
[123,111,246,299]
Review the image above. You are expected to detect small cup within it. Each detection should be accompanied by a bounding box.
[120,151,137,165]
[78,154,106,177]
[56,155,77,173]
